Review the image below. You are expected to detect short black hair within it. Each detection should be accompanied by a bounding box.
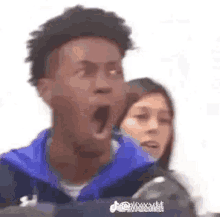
[25,5,134,86]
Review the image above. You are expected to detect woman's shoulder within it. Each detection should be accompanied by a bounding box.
[134,167,197,216]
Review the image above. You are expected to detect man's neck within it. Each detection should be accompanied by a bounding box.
[49,133,112,184]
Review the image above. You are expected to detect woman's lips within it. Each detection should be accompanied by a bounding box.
[141,141,160,148]
[140,141,160,157]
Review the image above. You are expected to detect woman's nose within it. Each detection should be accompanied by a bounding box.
[147,118,159,134]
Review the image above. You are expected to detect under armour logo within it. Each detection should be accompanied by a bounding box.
[19,195,38,207]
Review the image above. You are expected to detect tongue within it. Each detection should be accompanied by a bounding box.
[91,106,109,134]
[91,118,111,140]
[91,119,104,134]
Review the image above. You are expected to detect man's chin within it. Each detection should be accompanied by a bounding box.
[75,136,111,157]
[77,150,104,158]
[75,146,107,158]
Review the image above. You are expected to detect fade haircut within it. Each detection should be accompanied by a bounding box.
[25,5,134,87]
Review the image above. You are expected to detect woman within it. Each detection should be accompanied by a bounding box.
[118,78,197,216]
[121,78,174,170]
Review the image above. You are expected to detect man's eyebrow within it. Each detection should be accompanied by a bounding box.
[76,60,94,65]
[77,60,119,65]
[106,61,119,65]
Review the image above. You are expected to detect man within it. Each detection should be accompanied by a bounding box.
[0,5,155,209]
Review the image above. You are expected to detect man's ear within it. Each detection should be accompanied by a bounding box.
[37,79,53,106]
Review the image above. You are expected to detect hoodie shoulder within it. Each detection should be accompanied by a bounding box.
[0,129,50,179]
[0,129,52,207]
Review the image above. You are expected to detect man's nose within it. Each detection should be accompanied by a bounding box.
[94,70,112,94]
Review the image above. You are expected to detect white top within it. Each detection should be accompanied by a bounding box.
[60,181,88,200]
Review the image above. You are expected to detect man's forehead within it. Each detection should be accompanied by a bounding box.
[60,37,122,63]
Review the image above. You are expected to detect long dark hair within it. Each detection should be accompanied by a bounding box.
[122,78,175,171]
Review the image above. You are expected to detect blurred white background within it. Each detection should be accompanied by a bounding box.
[0,0,220,215]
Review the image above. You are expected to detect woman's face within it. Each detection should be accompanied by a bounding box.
[121,93,172,159]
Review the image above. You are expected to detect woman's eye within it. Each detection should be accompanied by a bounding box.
[135,114,148,120]
[160,119,171,124]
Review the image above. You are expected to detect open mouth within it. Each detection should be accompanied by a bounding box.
[92,106,110,134]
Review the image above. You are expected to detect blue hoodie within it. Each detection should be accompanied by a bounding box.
[0,129,156,207]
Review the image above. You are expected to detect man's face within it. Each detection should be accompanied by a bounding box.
[50,37,127,153]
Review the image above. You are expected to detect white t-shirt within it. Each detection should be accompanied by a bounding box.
[60,181,88,200]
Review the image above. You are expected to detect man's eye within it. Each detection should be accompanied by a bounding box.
[77,67,96,77]
[109,70,122,76]
[76,68,85,75]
